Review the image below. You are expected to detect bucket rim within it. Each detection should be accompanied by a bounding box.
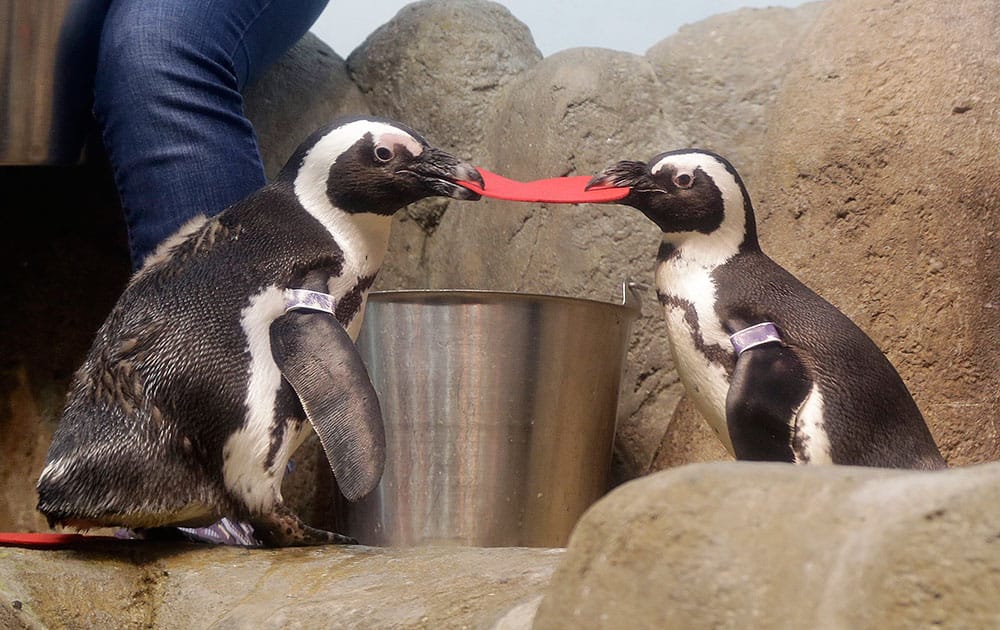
[366,286,641,316]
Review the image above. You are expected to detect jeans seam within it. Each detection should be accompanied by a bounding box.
[228,0,278,88]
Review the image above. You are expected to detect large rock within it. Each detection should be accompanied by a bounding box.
[346,0,542,155]
[0,543,561,628]
[535,461,1000,628]
[756,0,1000,465]
[646,2,826,186]
[345,0,543,289]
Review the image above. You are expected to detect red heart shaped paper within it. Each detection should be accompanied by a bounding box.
[460,168,629,203]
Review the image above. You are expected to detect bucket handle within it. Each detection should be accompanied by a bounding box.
[620,280,647,317]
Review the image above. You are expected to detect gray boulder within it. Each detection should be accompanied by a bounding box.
[346,0,543,288]
[646,2,825,186]
[245,32,370,179]
[535,461,1000,629]
[346,0,542,152]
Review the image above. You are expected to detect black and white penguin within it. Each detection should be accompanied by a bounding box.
[587,149,946,469]
[36,116,484,545]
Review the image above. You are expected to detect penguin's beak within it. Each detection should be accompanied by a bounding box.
[403,147,484,201]
[585,160,655,197]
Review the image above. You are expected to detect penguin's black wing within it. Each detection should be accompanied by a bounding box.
[725,343,811,462]
[269,311,385,501]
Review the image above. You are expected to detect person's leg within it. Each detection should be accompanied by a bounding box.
[94,0,329,269]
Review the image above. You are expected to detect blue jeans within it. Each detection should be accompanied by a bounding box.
[93,0,329,268]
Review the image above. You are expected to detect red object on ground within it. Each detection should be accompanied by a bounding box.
[0,532,121,549]
[459,168,630,203]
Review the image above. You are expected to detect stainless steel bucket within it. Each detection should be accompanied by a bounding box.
[342,283,641,547]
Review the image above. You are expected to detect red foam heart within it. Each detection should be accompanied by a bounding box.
[459,168,629,203]
[0,532,121,549]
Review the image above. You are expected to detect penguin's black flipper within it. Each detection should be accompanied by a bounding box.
[725,343,811,462]
[269,311,386,501]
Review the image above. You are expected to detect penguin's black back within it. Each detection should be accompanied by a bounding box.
[38,182,351,525]
[714,250,945,469]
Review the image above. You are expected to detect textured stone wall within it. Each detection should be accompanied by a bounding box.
[756,0,1000,464]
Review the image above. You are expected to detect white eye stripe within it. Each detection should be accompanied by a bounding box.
[650,156,671,175]
[651,151,720,176]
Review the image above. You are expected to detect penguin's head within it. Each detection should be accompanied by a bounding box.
[280,117,484,216]
[587,149,758,255]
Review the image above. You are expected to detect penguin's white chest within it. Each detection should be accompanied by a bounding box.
[222,215,392,514]
[656,260,736,453]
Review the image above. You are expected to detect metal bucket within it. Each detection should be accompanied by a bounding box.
[341,283,641,547]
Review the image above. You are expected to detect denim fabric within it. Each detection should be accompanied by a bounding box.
[93,0,329,268]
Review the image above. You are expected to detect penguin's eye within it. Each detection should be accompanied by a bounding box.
[673,173,694,189]
[374,145,395,162]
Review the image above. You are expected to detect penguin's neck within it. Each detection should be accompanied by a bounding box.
[653,199,760,348]
[291,173,393,281]
[658,195,756,271]
[325,209,393,281]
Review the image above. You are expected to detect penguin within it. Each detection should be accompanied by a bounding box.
[36,116,484,546]
[586,149,946,469]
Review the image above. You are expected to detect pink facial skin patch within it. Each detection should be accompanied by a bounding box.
[459,168,630,203]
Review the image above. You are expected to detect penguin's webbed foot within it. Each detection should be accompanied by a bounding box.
[251,503,357,547]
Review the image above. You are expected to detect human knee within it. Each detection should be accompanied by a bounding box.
[95,4,232,112]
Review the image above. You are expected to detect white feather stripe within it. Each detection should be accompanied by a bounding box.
[652,153,746,267]
[794,385,833,464]
[293,121,401,282]
[223,286,287,513]
[663,306,735,454]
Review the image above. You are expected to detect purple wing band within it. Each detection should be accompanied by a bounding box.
[284,288,337,315]
[177,518,260,547]
[730,322,782,355]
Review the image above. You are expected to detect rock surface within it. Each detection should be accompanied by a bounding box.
[0,542,561,629]
[4,0,1000,625]
[756,0,1000,465]
[535,460,1000,629]
[347,0,542,156]
[245,33,371,180]
[646,2,826,185]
